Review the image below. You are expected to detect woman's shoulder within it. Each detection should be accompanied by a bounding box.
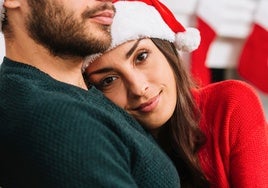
[196,79,259,102]
[203,79,255,92]
[192,79,265,116]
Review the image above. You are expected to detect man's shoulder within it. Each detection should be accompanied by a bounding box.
[0,66,120,129]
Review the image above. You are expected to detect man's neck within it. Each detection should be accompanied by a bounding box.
[5,35,88,90]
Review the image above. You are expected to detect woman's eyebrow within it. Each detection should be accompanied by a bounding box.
[126,38,143,58]
[87,67,114,76]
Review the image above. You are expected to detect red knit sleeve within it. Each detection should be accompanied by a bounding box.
[227,81,268,187]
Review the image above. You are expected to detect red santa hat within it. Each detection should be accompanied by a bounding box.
[111,0,200,51]
[238,0,268,94]
[0,0,4,31]
[84,0,200,66]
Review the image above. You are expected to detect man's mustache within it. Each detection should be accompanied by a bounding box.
[82,3,116,19]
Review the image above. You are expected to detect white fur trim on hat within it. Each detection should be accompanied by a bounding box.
[0,0,5,32]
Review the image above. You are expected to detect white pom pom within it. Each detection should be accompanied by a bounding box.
[175,27,201,52]
[0,0,5,32]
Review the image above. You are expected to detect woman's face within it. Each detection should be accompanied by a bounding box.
[85,39,177,133]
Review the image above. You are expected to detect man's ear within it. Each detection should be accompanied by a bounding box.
[4,0,21,9]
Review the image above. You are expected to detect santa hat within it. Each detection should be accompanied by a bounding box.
[0,0,4,32]
[111,0,200,51]
[238,0,268,94]
[84,0,200,66]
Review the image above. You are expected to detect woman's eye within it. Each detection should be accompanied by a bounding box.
[100,76,117,87]
[136,51,148,63]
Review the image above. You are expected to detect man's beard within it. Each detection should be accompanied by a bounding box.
[26,0,113,58]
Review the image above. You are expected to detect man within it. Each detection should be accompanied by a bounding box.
[0,0,180,187]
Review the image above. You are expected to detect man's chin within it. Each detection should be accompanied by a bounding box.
[47,29,112,58]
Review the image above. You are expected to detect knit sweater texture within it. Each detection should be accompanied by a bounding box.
[194,80,268,188]
[0,58,180,188]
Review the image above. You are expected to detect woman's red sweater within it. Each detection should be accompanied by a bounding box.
[194,80,268,187]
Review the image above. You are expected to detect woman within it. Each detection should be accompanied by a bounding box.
[84,0,268,187]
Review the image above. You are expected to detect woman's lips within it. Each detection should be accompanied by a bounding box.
[91,10,114,25]
[135,95,160,113]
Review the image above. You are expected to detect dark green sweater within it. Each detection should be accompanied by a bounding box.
[0,58,180,188]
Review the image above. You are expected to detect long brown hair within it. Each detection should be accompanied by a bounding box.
[151,38,209,187]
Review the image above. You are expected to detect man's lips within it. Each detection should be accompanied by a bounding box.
[134,94,160,113]
[91,10,115,25]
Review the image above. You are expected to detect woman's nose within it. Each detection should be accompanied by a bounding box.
[127,74,149,98]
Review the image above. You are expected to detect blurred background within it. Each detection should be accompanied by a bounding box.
[1,0,268,119]
[162,0,268,119]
